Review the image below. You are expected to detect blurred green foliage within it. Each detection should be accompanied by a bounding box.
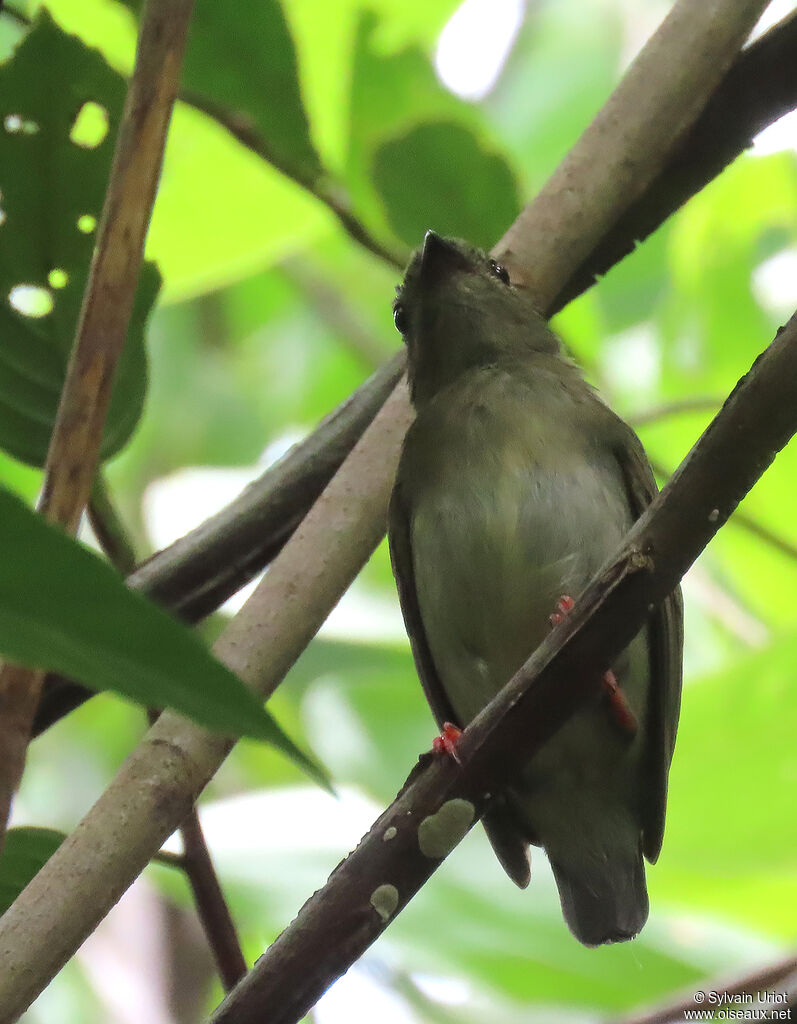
[1,0,796,1021]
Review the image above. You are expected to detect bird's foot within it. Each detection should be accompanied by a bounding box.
[602,669,638,736]
[549,595,638,736]
[433,722,463,764]
[549,594,575,627]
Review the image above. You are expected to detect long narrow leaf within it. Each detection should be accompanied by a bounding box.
[0,486,323,782]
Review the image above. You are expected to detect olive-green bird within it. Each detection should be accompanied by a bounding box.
[388,231,682,946]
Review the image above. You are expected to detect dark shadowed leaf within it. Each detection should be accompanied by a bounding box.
[373,120,520,249]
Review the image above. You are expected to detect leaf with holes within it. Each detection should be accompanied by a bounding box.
[0,11,159,467]
[0,485,328,783]
[122,0,322,184]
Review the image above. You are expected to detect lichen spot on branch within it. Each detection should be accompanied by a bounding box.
[370,883,399,922]
[417,799,475,859]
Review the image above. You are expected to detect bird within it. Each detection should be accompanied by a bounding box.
[387,230,682,946]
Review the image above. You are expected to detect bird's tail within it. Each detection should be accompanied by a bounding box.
[548,844,648,947]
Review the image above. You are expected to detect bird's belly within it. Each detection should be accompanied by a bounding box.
[410,452,643,738]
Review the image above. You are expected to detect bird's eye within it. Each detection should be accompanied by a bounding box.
[393,303,408,334]
[488,259,510,285]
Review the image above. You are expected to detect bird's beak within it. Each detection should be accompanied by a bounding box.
[420,230,468,283]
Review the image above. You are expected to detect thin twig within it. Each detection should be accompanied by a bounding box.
[88,472,137,575]
[208,311,797,1024]
[179,810,247,991]
[628,397,724,428]
[611,950,797,1024]
[648,457,797,564]
[553,9,797,312]
[178,88,406,270]
[0,0,195,847]
[281,257,391,370]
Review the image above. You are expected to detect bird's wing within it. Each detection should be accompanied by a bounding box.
[388,477,458,729]
[388,471,532,888]
[612,424,684,862]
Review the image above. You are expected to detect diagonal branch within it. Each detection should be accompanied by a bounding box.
[208,311,797,1024]
[495,0,771,303]
[552,9,797,313]
[17,0,797,741]
[87,483,248,995]
[0,0,195,846]
[0,383,414,1021]
[32,351,405,736]
[0,0,770,1015]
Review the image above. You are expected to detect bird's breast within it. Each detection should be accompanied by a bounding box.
[405,373,633,725]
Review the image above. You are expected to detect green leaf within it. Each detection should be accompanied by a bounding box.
[0,11,160,466]
[373,120,521,250]
[0,486,322,777]
[345,11,481,247]
[122,0,322,184]
[0,827,66,916]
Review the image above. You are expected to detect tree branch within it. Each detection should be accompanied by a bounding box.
[209,311,797,1024]
[0,383,414,1020]
[87,472,138,576]
[495,0,771,305]
[0,0,194,845]
[177,88,406,270]
[178,808,247,992]
[552,9,797,312]
[0,0,770,1014]
[31,351,405,736]
[90,478,248,995]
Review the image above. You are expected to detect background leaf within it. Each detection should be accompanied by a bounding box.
[372,120,520,248]
[0,827,65,916]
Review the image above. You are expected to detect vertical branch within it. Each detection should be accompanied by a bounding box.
[0,0,195,842]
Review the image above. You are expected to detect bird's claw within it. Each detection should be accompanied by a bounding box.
[433,722,463,764]
[549,594,575,627]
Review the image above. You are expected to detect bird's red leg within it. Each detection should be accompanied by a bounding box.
[549,594,638,736]
[433,721,463,764]
[549,594,575,627]
[601,669,638,735]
